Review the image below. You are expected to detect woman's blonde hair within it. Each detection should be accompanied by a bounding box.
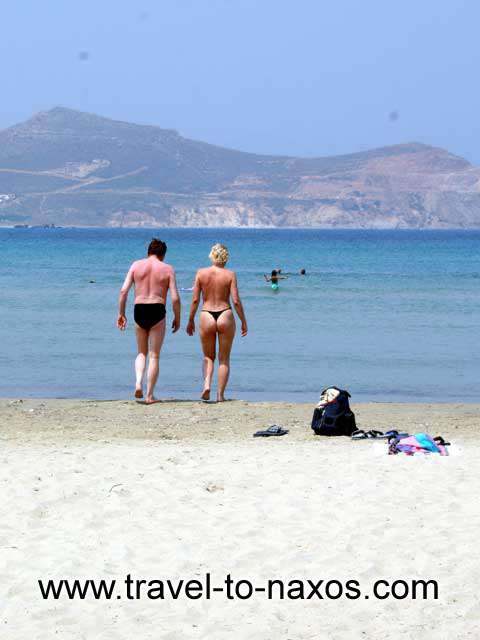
[209,243,229,265]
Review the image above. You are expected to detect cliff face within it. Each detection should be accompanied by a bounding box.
[1,107,480,228]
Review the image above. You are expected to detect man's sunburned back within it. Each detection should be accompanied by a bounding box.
[132,256,172,304]
[198,266,233,310]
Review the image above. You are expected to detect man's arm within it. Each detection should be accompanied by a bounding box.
[230,273,248,336]
[186,271,201,336]
[117,264,135,330]
[169,268,181,333]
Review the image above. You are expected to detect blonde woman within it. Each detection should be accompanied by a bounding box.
[186,244,248,402]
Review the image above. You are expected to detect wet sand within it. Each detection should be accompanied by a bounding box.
[1,398,478,443]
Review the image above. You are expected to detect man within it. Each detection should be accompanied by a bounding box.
[117,238,181,404]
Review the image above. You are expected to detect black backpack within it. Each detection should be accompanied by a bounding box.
[311,387,356,436]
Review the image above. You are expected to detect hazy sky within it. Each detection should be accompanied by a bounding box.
[2,0,479,162]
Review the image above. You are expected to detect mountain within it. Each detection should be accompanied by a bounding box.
[1,107,480,228]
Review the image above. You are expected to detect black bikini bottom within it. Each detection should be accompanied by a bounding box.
[202,307,231,321]
[134,303,166,330]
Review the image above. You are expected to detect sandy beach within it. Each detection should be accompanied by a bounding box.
[1,398,479,639]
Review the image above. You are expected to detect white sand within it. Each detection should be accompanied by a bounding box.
[0,400,479,638]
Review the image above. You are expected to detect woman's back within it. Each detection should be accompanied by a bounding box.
[186,243,247,402]
[198,266,233,310]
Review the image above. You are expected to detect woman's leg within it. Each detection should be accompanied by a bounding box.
[199,312,217,400]
[216,311,236,402]
[134,325,149,398]
[145,320,166,404]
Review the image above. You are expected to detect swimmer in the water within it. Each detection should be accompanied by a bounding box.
[264,269,288,291]
[300,268,306,275]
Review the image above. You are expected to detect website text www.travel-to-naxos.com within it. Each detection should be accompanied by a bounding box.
[38,573,439,602]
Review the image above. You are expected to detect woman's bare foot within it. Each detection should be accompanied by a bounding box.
[135,388,143,399]
[201,387,211,401]
[217,394,226,402]
[145,397,161,405]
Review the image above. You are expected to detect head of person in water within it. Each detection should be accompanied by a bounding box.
[209,243,229,266]
[148,238,167,259]
[271,269,278,277]
[300,268,306,275]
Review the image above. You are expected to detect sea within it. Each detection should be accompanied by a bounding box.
[1,227,479,402]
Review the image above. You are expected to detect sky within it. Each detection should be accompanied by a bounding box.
[1,0,479,162]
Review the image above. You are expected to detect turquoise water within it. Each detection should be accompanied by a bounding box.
[1,228,479,402]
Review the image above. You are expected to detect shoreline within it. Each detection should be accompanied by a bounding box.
[3,392,480,404]
[3,395,480,404]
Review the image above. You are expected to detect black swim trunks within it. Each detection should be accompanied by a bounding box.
[134,303,166,330]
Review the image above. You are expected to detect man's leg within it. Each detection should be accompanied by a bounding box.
[145,320,166,404]
[134,326,148,398]
[199,312,217,401]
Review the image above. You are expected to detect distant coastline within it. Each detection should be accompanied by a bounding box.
[2,224,480,231]
[1,107,480,229]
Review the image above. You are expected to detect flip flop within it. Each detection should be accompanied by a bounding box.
[434,436,451,446]
[377,430,409,439]
[253,425,289,437]
[351,430,368,440]
[352,430,383,440]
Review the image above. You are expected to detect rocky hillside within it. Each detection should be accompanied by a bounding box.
[1,107,480,227]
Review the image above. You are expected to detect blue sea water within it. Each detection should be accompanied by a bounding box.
[0,227,479,402]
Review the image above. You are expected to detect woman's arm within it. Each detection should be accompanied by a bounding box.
[263,274,270,281]
[186,271,201,336]
[231,272,248,336]
[117,264,135,330]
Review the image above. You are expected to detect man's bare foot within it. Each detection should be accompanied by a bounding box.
[201,388,210,401]
[145,397,161,405]
[217,395,226,402]
[135,388,143,399]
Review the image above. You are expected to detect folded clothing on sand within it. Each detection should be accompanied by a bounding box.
[388,433,450,456]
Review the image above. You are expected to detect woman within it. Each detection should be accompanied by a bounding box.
[264,269,288,291]
[186,244,248,402]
